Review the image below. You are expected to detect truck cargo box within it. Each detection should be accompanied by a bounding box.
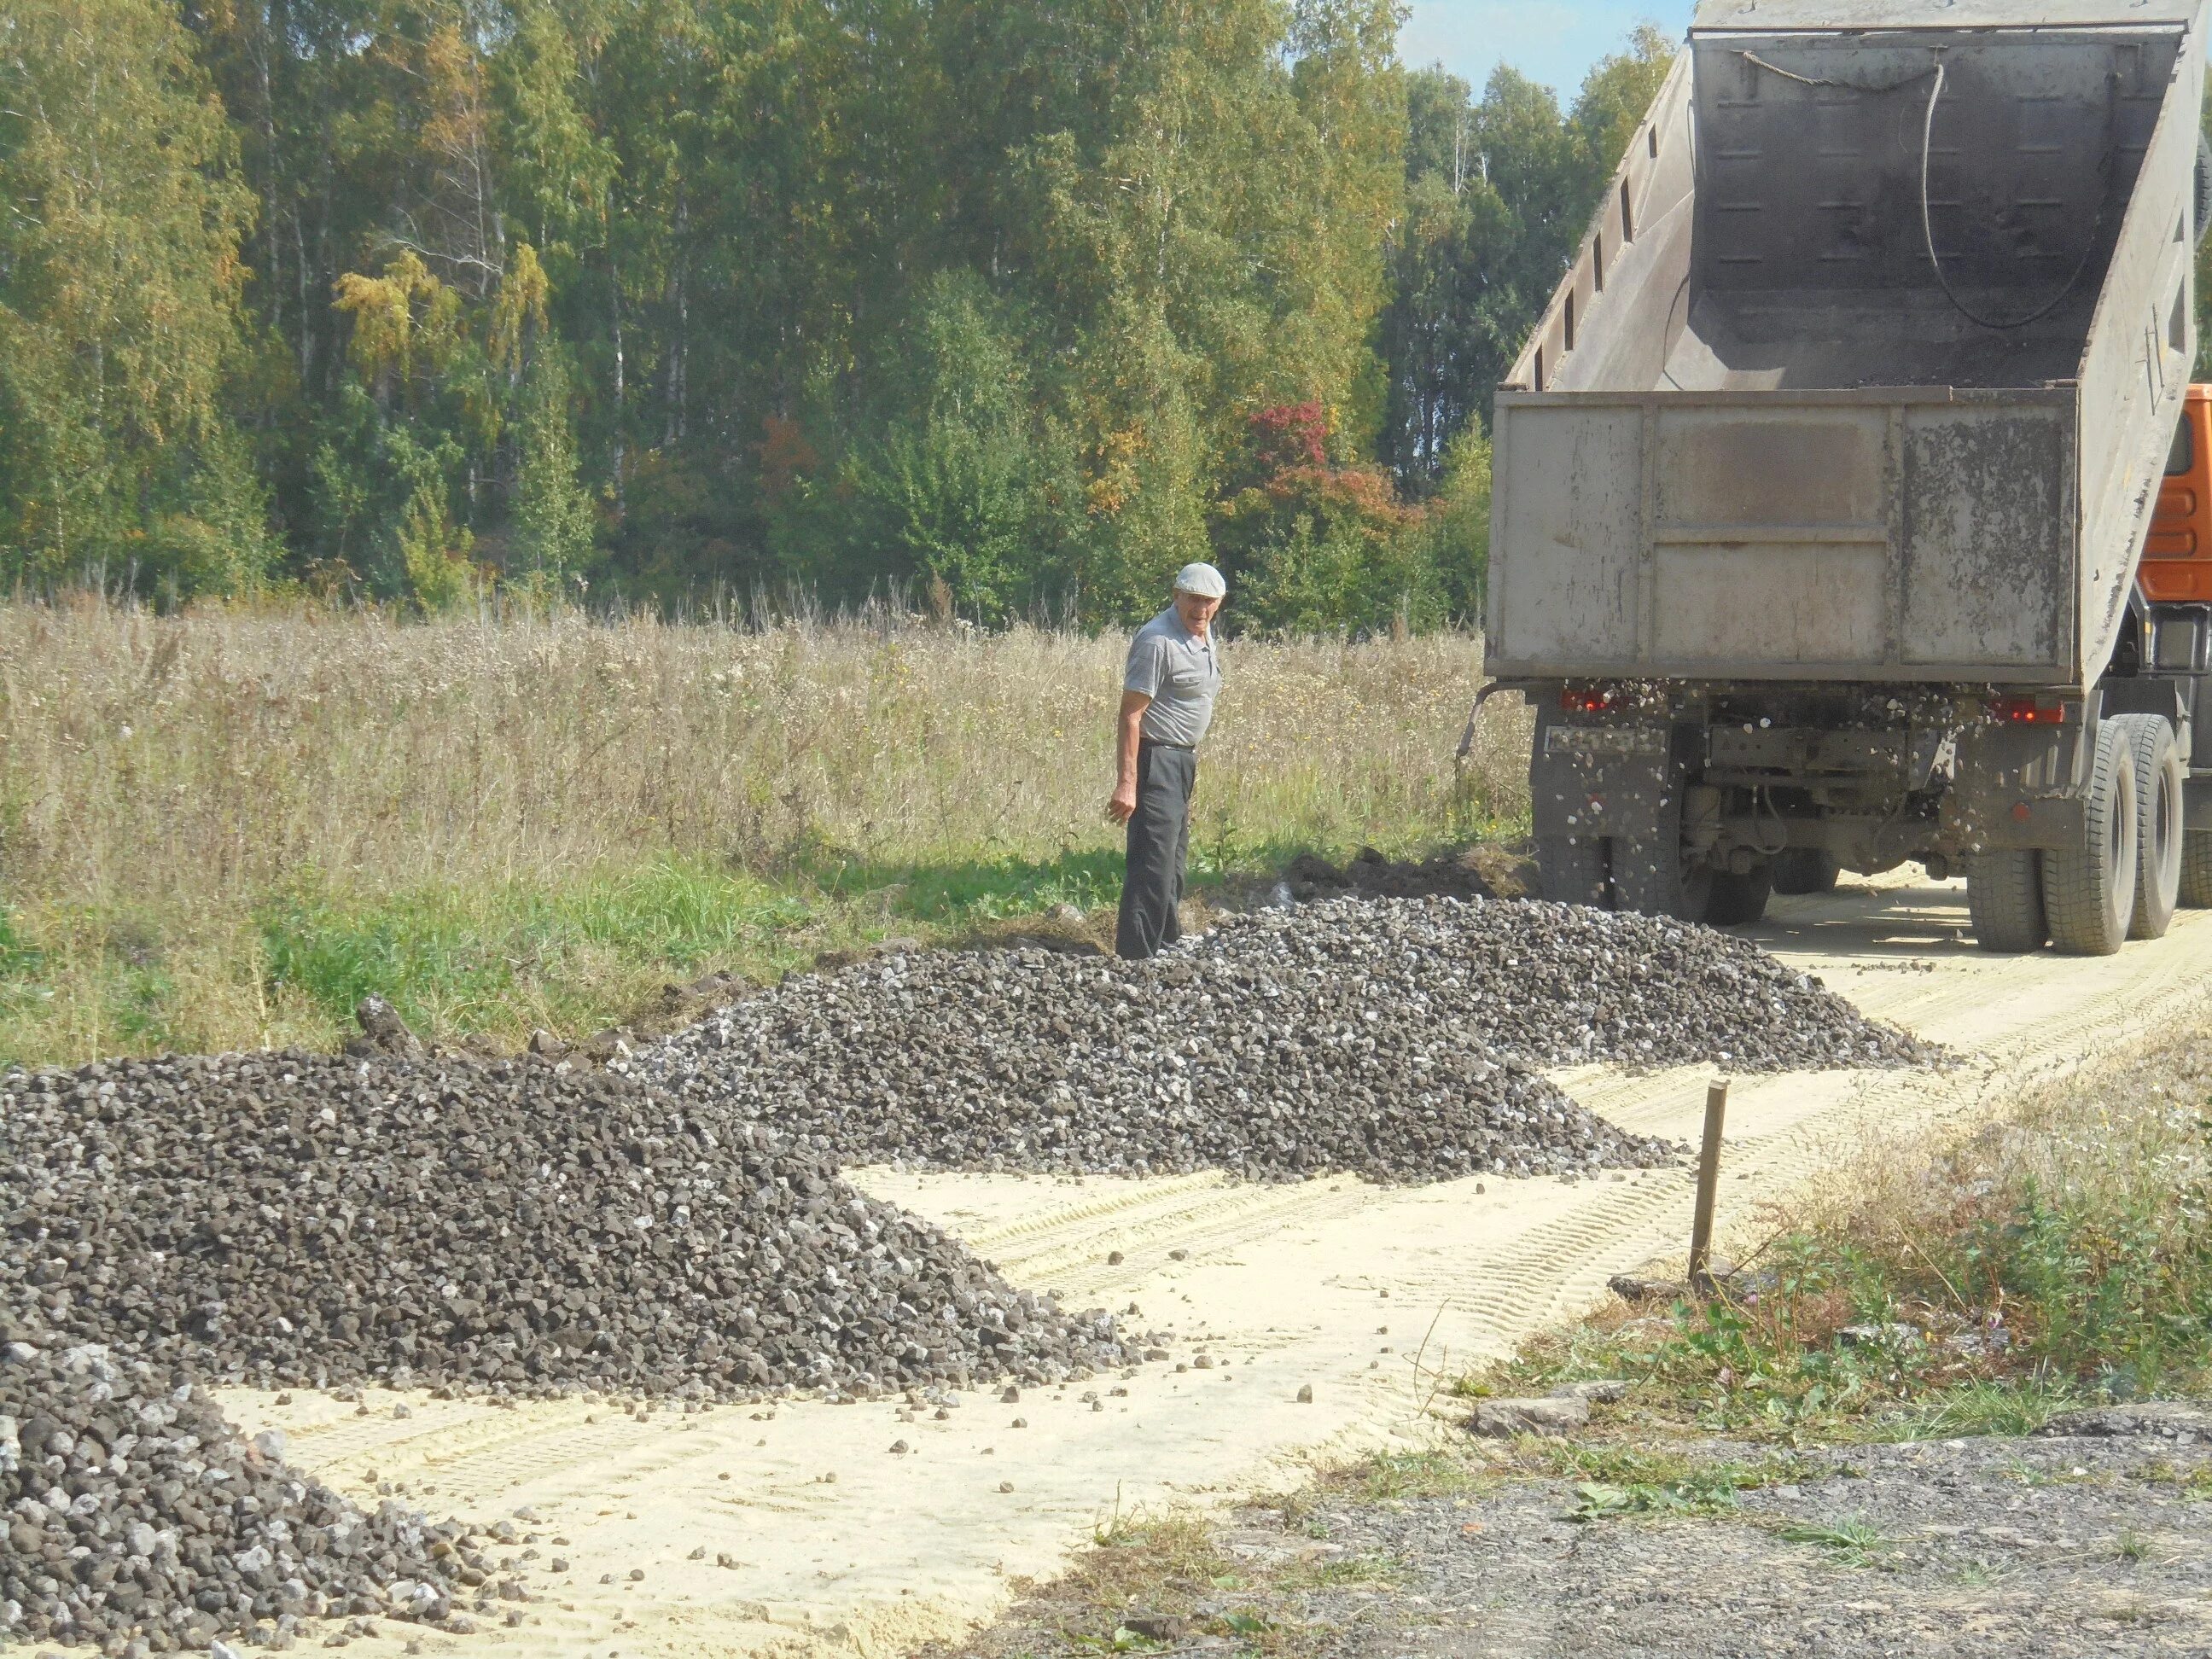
[1486,0,2208,688]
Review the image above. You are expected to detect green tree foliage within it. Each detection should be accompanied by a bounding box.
[0,0,265,590]
[510,351,596,580]
[0,0,1673,626]
[1380,26,1675,488]
[970,0,1407,616]
[824,274,1057,623]
[1213,401,1432,636]
[2197,86,2212,381]
[1422,422,1492,617]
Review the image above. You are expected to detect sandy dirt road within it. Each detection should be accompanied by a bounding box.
[218,879,2212,1659]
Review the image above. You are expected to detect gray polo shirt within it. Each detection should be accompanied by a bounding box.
[1123,608,1222,747]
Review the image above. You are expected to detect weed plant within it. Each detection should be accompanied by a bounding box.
[0,599,1518,1063]
[1772,1516,1896,1568]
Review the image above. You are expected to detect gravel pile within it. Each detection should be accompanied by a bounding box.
[628,897,1929,1185]
[0,1052,1143,1398]
[1201,898,1937,1071]
[0,1342,474,1653]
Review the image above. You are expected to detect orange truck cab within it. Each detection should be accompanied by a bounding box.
[2145,387,2212,875]
[2148,384,2212,603]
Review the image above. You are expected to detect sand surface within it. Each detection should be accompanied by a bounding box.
[215,877,2212,1659]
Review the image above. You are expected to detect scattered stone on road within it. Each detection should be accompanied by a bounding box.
[1465,1396,1590,1437]
[939,1414,2212,1659]
[1546,1378,1629,1404]
[1300,1424,2212,1657]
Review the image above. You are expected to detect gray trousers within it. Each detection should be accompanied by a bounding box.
[1117,742,1195,959]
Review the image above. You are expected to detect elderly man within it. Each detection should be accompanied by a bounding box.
[1107,562,1226,958]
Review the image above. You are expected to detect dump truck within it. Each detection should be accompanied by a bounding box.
[1485,0,2212,954]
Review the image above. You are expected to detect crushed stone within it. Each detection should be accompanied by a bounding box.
[625,897,1930,1184]
[0,1052,1143,1398]
[0,1342,474,1652]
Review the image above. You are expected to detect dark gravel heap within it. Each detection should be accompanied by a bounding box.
[628,896,1930,1186]
[0,1342,473,1653]
[0,1052,1141,1398]
[1200,898,1938,1071]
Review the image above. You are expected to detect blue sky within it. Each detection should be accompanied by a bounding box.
[1399,2,1691,101]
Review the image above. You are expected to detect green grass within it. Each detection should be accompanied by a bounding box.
[1528,1443,1820,1523]
[1346,1452,1481,1504]
[1885,1380,2077,1442]
[0,905,179,1059]
[0,843,1294,1065]
[256,865,804,1033]
[249,850,1126,1039]
[2131,1459,2212,1499]
[1274,1552,1406,1591]
[1773,1516,1897,1568]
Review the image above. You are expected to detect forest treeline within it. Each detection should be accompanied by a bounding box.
[0,0,1671,629]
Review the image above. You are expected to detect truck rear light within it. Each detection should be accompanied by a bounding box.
[1560,687,1619,714]
[1988,696,2067,725]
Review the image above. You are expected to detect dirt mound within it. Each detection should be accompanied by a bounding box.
[0,1052,1144,1399]
[1280,846,1515,902]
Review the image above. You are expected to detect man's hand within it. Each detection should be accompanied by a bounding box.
[1107,780,1137,824]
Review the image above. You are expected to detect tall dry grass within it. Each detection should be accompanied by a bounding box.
[0,599,1528,1063]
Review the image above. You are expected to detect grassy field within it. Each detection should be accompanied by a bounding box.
[0,600,1522,1066]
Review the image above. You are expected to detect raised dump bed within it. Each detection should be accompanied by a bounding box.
[1486,0,2212,954]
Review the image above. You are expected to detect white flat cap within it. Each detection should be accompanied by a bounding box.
[1173,562,1227,599]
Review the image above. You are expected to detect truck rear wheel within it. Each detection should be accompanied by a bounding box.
[1968,851,2047,952]
[2112,713,2183,939]
[2185,831,2212,908]
[1536,835,1609,907]
[1706,865,1773,926]
[1611,807,1713,923]
[1770,848,1839,895]
[2040,719,2139,956]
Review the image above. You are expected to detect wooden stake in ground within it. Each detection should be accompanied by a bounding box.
[1688,1077,1729,1294]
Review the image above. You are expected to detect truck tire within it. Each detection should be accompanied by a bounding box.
[1706,865,1773,926]
[1967,850,2047,952]
[1770,848,1839,895]
[1611,806,1714,923]
[2184,831,2212,908]
[2111,712,2183,939]
[2040,719,2139,956]
[1537,835,1610,907]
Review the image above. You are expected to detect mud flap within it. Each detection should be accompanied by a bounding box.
[1941,723,2089,853]
[1530,713,1685,844]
